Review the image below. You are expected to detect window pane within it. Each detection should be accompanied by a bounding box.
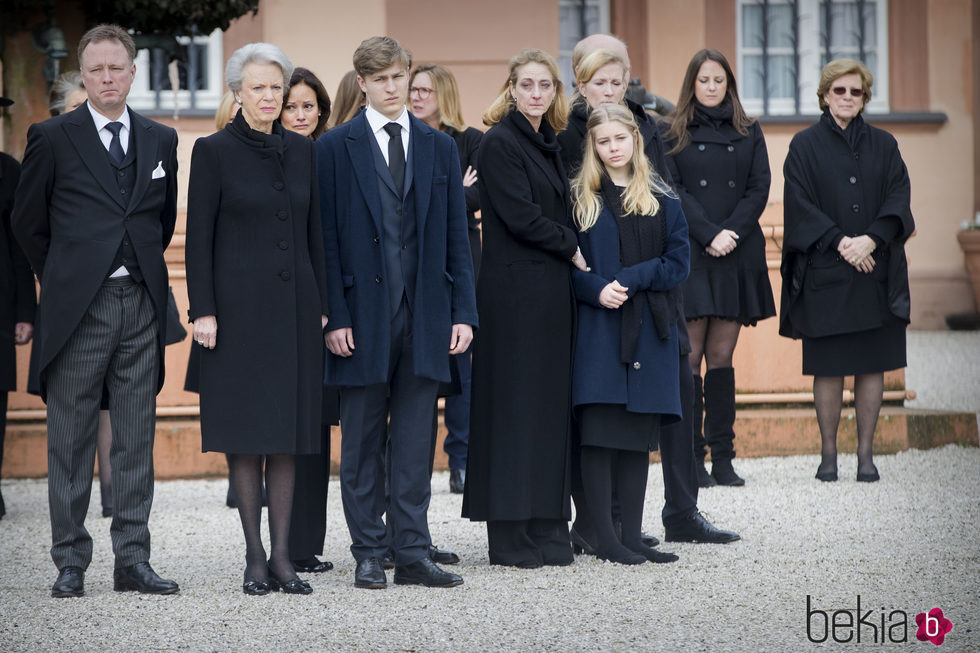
[742,54,765,99]
[769,4,796,48]
[768,54,796,99]
[820,1,877,49]
[742,4,764,49]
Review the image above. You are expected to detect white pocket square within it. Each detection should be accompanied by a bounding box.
[151,161,166,179]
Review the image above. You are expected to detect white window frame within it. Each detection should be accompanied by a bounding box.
[737,0,889,116]
[128,29,224,113]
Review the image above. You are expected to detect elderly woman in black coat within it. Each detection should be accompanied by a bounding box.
[780,58,914,484]
[186,43,329,595]
[661,49,775,487]
[463,48,587,568]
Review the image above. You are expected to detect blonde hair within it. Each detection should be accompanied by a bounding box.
[329,70,364,128]
[572,104,673,231]
[817,58,873,111]
[574,48,627,100]
[483,49,569,131]
[409,64,466,131]
[214,90,238,131]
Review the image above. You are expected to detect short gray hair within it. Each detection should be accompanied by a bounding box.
[225,43,294,94]
[49,70,85,116]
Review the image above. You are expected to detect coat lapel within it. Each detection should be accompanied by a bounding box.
[125,109,155,215]
[410,116,433,239]
[63,102,127,211]
[345,113,384,235]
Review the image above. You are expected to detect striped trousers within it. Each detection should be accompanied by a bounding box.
[45,277,158,571]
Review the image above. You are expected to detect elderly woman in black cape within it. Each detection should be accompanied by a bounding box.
[780,58,914,484]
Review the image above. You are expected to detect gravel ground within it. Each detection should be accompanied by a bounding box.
[1,445,977,652]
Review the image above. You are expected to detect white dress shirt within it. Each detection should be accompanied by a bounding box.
[364,104,410,165]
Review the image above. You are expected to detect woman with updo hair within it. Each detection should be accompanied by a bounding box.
[780,58,914,484]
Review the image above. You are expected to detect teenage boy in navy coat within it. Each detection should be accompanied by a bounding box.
[316,36,477,589]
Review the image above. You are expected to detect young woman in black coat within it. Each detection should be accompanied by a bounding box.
[463,49,587,568]
[661,49,775,487]
[781,59,914,483]
[186,44,329,596]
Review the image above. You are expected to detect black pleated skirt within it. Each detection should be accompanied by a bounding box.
[579,403,660,453]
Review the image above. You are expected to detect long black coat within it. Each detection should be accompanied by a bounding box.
[780,112,914,339]
[446,125,484,278]
[12,104,178,398]
[662,111,775,325]
[1,154,36,392]
[186,113,328,454]
[463,110,579,522]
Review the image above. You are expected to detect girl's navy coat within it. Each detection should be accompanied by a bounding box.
[571,194,690,419]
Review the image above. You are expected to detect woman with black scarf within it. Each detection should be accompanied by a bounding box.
[661,49,775,487]
[570,104,688,564]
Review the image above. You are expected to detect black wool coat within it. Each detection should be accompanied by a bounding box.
[463,110,579,522]
[0,154,36,391]
[185,113,329,454]
[780,111,914,339]
[661,110,774,324]
[446,125,484,278]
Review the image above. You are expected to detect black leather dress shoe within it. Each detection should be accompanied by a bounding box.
[113,562,179,594]
[428,545,460,565]
[394,556,463,587]
[640,531,660,547]
[292,557,334,573]
[354,558,387,589]
[381,550,395,570]
[51,566,85,598]
[268,566,312,595]
[664,512,741,544]
[449,468,465,494]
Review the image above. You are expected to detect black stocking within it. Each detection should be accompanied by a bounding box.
[813,376,844,475]
[580,446,634,560]
[229,453,267,582]
[854,373,884,475]
[615,451,650,552]
[686,317,708,374]
[264,454,298,582]
[702,318,741,370]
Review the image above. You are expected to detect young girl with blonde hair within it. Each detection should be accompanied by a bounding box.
[570,104,689,564]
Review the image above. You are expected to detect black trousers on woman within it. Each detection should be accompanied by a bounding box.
[288,387,339,561]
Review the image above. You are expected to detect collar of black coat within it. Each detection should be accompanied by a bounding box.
[229,110,286,155]
[504,108,560,152]
[820,108,865,150]
[688,101,745,144]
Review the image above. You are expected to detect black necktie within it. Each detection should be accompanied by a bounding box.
[105,121,125,165]
[383,122,405,196]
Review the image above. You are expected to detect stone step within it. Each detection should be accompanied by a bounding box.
[3,406,976,480]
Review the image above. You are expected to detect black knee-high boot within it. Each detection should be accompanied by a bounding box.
[691,374,714,487]
[704,367,744,486]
